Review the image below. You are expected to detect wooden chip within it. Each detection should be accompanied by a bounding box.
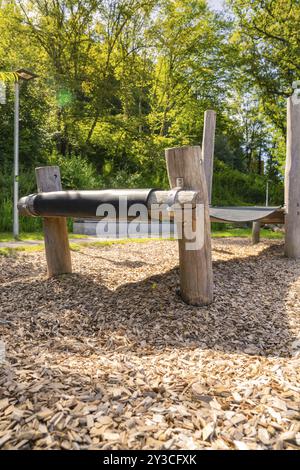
[258,428,270,445]
[234,440,249,450]
[202,423,215,441]
[0,433,12,448]
[1,239,300,450]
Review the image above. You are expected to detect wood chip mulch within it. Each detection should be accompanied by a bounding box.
[0,238,299,450]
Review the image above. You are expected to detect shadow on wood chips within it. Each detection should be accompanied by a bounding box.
[0,242,297,358]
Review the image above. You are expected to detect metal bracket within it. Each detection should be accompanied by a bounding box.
[165,187,183,210]
[17,194,38,216]
[176,177,184,188]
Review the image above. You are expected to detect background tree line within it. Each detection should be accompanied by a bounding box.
[0,0,297,231]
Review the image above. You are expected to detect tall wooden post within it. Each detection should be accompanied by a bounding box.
[36,166,72,276]
[252,221,261,245]
[285,97,300,258]
[165,146,213,306]
[202,110,216,204]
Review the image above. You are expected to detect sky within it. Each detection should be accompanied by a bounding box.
[207,0,224,11]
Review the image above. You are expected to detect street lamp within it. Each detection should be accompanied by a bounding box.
[13,68,37,239]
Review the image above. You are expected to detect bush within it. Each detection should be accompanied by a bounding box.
[47,153,102,190]
[212,161,284,206]
[0,168,43,232]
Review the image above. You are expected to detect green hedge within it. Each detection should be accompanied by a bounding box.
[212,161,283,206]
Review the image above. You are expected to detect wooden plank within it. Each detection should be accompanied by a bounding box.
[210,208,285,225]
[202,110,216,204]
[257,209,285,224]
[285,97,300,258]
[36,167,72,276]
[252,221,261,244]
[210,215,284,224]
[165,146,213,306]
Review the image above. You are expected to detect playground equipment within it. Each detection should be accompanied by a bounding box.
[18,97,300,306]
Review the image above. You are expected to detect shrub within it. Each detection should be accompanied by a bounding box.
[47,153,102,190]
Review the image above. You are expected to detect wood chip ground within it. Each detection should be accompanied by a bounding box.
[0,239,299,450]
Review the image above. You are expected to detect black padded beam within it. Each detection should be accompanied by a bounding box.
[18,189,156,219]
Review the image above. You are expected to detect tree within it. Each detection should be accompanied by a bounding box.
[229,0,299,130]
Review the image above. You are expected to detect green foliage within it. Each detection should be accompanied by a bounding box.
[48,153,101,190]
[0,0,290,233]
[212,161,284,206]
[0,166,43,232]
[229,0,299,137]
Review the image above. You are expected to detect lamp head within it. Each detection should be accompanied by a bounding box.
[16,69,38,81]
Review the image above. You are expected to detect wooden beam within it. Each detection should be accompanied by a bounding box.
[210,213,284,224]
[202,110,216,204]
[285,97,300,258]
[35,166,72,276]
[165,146,213,306]
[148,190,199,208]
[252,221,261,244]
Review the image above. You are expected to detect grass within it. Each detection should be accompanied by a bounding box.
[0,245,44,257]
[212,227,284,239]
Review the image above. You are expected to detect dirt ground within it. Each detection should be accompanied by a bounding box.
[0,238,299,450]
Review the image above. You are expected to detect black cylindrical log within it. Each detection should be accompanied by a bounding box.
[18,189,156,218]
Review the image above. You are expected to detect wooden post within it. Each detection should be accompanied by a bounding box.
[202,110,216,204]
[35,166,72,276]
[165,146,213,306]
[252,221,261,245]
[285,97,300,258]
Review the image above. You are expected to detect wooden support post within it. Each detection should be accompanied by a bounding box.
[252,221,261,245]
[165,146,213,306]
[285,97,300,258]
[202,110,216,204]
[35,166,72,276]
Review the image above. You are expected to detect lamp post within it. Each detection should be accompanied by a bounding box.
[13,68,37,239]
